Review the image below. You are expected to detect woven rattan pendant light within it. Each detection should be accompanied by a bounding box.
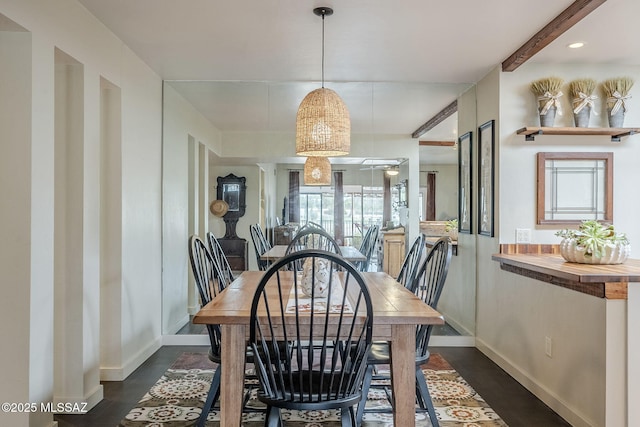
[303,156,332,186]
[296,7,350,157]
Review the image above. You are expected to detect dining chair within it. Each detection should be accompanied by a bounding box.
[355,237,453,426]
[286,227,341,255]
[206,231,235,286]
[396,233,428,288]
[191,235,269,423]
[356,225,379,272]
[249,249,374,426]
[297,221,325,234]
[188,235,228,427]
[249,223,272,271]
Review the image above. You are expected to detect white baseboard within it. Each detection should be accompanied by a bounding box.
[162,334,209,346]
[430,334,475,347]
[164,314,191,335]
[100,337,162,381]
[476,338,593,427]
[81,384,104,412]
[52,384,103,414]
[442,315,474,337]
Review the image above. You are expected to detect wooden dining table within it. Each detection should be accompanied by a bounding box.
[193,270,444,426]
[260,244,367,263]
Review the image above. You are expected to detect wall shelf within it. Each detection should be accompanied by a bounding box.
[516,126,640,142]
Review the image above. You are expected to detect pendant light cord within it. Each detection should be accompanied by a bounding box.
[321,10,325,88]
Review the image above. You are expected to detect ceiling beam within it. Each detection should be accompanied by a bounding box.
[502,0,607,72]
[418,140,456,147]
[411,100,457,138]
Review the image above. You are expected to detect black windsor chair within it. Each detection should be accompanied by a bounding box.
[355,237,453,426]
[285,227,341,255]
[205,231,235,286]
[355,225,379,272]
[297,221,326,234]
[250,223,273,271]
[249,249,374,426]
[188,235,228,427]
[396,233,428,288]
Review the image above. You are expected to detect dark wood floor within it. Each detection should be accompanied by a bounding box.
[55,346,570,427]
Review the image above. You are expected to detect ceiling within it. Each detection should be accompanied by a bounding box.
[77,0,640,165]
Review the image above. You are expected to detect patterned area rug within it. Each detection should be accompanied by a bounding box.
[119,352,507,426]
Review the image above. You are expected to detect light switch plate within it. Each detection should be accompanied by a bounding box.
[516,228,532,243]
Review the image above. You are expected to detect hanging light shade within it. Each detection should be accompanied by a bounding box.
[296,88,350,156]
[303,156,332,186]
[295,7,350,157]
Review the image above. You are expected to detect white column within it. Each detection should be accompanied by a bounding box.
[628,284,640,427]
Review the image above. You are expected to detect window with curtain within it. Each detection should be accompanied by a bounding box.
[288,171,300,223]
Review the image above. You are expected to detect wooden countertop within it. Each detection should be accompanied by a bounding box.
[492,253,640,299]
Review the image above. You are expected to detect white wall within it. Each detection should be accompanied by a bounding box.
[0,1,164,425]
[0,26,38,427]
[475,63,640,426]
[437,86,477,337]
[162,83,221,333]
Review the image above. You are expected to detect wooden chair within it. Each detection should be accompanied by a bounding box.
[206,231,235,286]
[249,249,374,426]
[356,237,453,426]
[187,235,227,427]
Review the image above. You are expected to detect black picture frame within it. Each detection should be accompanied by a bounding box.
[458,131,472,234]
[478,120,495,237]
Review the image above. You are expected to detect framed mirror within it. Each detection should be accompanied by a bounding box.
[222,183,241,211]
[216,174,247,238]
[217,174,246,217]
[536,152,613,225]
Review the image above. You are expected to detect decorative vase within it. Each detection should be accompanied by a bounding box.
[573,105,591,127]
[539,106,556,127]
[300,257,331,297]
[559,238,631,264]
[607,108,625,128]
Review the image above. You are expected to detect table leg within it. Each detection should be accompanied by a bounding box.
[390,324,416,427]
[220,324,246,427]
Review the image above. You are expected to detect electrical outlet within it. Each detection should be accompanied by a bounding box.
[545,336,553,358]
[516,228,532,243]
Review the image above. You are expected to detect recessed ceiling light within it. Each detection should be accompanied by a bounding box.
[568,42,585,49]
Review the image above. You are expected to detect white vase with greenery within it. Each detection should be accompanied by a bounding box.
[556,220,630,264]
